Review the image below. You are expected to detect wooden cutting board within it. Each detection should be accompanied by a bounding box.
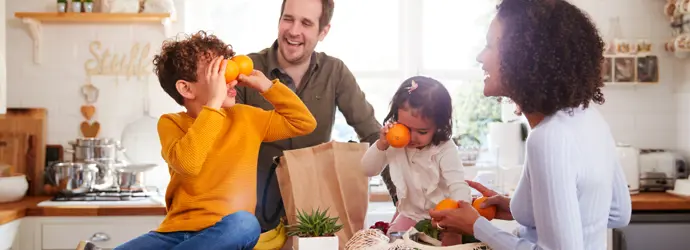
[0,108,47,196]
[0,132,29,176]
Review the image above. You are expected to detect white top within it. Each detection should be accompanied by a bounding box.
[474,107,632,250]
[361,140,472,221]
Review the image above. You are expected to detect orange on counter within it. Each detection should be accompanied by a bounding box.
[386,123,410,148]
[472,196,497,220]
[231,55,254,76]
[224,60,240,83]
[435,198,459,211]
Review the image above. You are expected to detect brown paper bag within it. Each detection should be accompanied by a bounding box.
[277,141,370,249]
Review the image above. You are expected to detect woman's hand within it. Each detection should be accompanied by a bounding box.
[375,122,395,150]
[467,180,514,220]
[237,70,273,93]
[428,201,480,235]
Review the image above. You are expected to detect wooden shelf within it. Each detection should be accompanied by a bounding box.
[14,12,170,23]
[14,12,173,65]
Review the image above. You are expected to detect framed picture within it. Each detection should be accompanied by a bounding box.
[602,57,613,83]
[636,55,659,83]
[613,57,636,83]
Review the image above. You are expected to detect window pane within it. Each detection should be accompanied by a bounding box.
[331,77,401,141]
[318,0,400,72]
[438,80,501,146]
[185,0,283,54]
[421,1,494,71]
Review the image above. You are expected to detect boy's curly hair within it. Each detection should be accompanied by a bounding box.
[152,31,235,105]
[496,0,605,116]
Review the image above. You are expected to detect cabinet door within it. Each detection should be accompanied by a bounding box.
[39,217,163,250]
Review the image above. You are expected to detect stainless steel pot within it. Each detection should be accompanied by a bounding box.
[114,164,157,191]
[46,162,99,194]
[67,139,125,162]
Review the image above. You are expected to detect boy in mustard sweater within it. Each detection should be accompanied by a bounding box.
[114,31,317,250]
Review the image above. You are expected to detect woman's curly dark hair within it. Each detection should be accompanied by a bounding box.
[153,30,235,105]
[496,0,605,116]
[383,76,453,146]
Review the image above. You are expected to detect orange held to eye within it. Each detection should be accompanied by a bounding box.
[435,198,459,211]
[224,55,254,83]
[386,123,410,148]
[231,55,254,76]
[472,196,497,221]
[224,60,240,83]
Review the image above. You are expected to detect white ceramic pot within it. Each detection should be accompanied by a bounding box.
[294,236,338,250]
[0,174,28,203]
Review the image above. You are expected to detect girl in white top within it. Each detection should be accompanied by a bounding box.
[361,76,472,243]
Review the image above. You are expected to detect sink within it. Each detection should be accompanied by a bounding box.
[0,219,21,250]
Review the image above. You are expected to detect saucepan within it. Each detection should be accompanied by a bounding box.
[45,162,99,194]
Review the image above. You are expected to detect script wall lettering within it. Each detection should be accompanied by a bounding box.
[84,41,153,81]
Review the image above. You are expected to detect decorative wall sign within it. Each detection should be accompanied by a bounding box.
[84,41,153,81]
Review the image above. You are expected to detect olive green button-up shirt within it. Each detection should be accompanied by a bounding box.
[236,41,396,230]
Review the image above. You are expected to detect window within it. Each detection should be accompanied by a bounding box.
[153,0,497,201]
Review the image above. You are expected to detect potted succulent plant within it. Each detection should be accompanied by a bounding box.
[286,208,343,250]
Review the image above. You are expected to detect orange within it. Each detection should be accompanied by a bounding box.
[386,123,410,148]
[225,60,240,83]
[472,196,497,220]
[231,55,254,76]
[435,198,459,211]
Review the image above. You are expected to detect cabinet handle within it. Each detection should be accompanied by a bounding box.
[90,232,110,242]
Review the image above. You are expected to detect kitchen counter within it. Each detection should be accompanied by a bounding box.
[0,196,166,225]
[0,192,686,225]
[631,192,690,211]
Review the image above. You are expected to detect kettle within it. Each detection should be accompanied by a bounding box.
[616,143,640,194]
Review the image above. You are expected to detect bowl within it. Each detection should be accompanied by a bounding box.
[0,173,28,203]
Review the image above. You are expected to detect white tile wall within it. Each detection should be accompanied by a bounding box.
[571,0,682,150]
[6,0,186,147]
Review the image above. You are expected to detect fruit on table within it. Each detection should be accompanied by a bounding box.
[386,123,410,148]
[224,54,254,83]
[472,196,497,220]
[434,198,459,211]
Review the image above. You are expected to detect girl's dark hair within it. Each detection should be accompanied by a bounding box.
[383,76,453,146]
[496,0,605,116]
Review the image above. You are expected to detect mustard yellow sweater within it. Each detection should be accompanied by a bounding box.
[155,80,317,233]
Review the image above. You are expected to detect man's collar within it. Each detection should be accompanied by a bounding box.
[267,40,320,76]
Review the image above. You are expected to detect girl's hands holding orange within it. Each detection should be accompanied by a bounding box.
[237,70,273,93]
[376,122,395,150]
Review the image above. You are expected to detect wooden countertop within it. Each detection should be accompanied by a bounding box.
[0,196,166,225]
[631,192,690,211]
[0,192,688,225]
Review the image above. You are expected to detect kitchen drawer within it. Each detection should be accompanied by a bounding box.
[41,220,159,249]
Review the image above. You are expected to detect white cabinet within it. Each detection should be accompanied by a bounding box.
[14,216,164,250]
[0,219,21,250]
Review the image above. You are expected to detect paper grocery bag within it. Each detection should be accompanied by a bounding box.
[276,141,370,249]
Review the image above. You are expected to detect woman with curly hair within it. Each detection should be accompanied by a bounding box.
[428,0,632,249]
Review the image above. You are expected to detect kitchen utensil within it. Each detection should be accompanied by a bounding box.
[81,84,99,104]
[616,143,640,194]
[0,132,29,177]
[638,149,688,191]
[120,81,162,165]
[113,163,156,191]
[80,105,96,120]
[0,173,28,203]
[46,162,99,194]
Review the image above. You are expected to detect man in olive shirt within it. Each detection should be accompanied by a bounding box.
[235,0,397,232]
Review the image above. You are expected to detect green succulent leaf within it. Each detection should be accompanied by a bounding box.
[286,207,344,237]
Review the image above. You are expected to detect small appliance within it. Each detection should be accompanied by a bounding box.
[638,149,688,192]
[615,143,640,194]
